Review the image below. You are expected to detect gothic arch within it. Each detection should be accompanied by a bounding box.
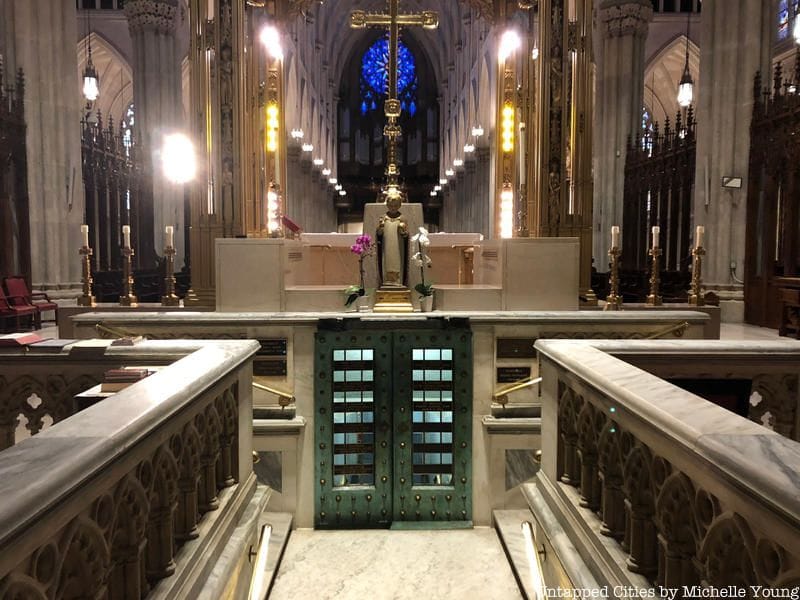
[644,35,700,124]
[77,32,133,125]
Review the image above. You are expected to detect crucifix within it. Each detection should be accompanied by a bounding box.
[351,0,438,191]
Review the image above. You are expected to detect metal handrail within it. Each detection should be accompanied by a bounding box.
[493,377,542,406]
[645,320,690,339]
[95,322,141,340]
[253,381,295,407]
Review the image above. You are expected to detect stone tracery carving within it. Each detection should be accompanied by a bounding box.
[556,375,800,589]
[750,374,799,441]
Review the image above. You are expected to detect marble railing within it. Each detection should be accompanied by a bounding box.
[532,340,800,590]
[599,341,800,443]
[0,340,260,599]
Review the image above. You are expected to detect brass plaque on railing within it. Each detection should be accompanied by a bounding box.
[496,338,537,359]
[254,359,287,377]
[255,339,287,376]
[258,339,287,356]
[497,366,532,383]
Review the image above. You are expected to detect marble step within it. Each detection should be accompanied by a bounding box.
[254,405,297,420]
[491,402,541,418]
[494,509,544,600]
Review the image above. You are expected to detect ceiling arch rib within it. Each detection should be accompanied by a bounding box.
[644,34,700,125]
[77,32,133,125]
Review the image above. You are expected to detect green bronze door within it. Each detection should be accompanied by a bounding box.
[315,323,472,528]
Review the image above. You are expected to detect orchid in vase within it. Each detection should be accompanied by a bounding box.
[345,234,374,307]
[411,227,434,300]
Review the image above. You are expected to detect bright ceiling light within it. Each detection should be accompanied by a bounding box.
[313,158,324,166]
[162,133,197,184]
[260,25,283,60]
[499,30,521,63]
[302,143,314,152]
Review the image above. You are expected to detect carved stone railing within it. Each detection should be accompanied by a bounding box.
[0,340,260,598]
[531,339,800,590]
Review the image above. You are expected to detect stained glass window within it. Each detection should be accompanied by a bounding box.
[779,0,800,41]
[641,107,654,156]
[360,36,418,117]
[121,103,135,155]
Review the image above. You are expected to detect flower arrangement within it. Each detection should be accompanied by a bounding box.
[411,227,433,298]
[345,234,374,307]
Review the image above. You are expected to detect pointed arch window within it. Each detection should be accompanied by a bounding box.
[360,36,419,117]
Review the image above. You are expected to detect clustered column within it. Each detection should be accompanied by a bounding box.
[124,0,185,268]
[593,0,652,268]
[0,0,84,292]
[691,0,773,320]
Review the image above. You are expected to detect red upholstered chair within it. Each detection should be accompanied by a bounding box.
[4,276,57,325]
[0,285,40,331]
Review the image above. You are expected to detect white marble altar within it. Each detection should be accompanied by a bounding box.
[215,235,581,312]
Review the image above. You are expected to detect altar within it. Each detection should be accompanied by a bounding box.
[216,232,580,312]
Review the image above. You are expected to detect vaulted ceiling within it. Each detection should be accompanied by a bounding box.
[289,0,499,97]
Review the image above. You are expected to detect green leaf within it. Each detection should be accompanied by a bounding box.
[344,292,360,307]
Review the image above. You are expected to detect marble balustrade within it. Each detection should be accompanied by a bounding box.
[530,339,800,590]
[0,340,260,599]
[65,311,711,528]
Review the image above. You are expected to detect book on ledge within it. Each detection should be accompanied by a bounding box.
[69,339,115,357]
[100,367,154,392]
[110,336,145,347]
[0,332,47,347]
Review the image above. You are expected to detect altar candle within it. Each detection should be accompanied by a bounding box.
[518,122,527,186]
[165,225,174,248]
[81,224,89,247]
[695,225,705,249]
[611,225,620,249]
[122,225,131,248]
[651,226,660,249]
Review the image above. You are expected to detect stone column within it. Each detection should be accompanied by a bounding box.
[593,0,652,268]
[692,0,773,322]
[124,0,185,268]
[0,0,84,293]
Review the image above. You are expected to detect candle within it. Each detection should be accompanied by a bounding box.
[80,224,89,247]
[518,122,527,186]
[122,225,131,248]
[695,225,705,249]
[611,225,620,249]
[165,225,174,248]
[651,226,660,249]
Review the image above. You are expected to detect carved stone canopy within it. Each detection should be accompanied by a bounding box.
[124,0,180,34]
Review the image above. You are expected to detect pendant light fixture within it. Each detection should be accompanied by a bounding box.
[677,10,693,108]
[82,8,99,102]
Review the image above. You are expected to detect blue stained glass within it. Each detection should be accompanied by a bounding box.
[779,0,799,40]
[360,36,418,118]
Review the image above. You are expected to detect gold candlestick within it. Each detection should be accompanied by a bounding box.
[604,246,621,311]
[78,246,96,307]
[646,247,662,306]
[120,246,138,307]
[688,246,706,306]
[161,246,180,306]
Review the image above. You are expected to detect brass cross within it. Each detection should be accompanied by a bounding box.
[351,0,438,188]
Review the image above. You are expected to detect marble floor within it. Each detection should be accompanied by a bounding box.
[268,528,523,600]
[719,322,784,341]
